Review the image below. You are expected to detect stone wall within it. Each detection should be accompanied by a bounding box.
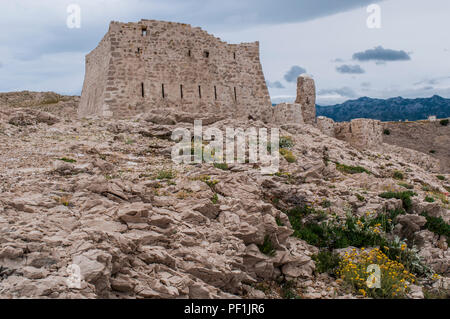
[78,20,272,121]
[316,116,335,137]
[334,119,383,149]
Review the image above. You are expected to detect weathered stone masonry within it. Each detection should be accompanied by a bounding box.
[79,20,272,120]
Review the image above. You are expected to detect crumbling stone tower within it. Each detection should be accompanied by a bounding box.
[272,75,316,125]
[78,20,272,120]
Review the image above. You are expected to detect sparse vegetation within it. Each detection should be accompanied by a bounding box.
[213,163,229,170]
[425,196,435,203]
[313,250,341,275]
[279,148,296,163]
[436,175,446,181]
[421,212,450,244]
[258,235,275,257]
[335,163,371,175]
[58,157,76,163]
[440,119,449,126]
[379,191,416,212]
[156,169,176,180]
[211,193,219,204]
[398,182,414,190]
[393,171,404,180]
[279,136,294,149]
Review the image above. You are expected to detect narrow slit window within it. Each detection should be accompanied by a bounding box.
[188,50,191,57]
[142,28,147,36]
[203,50,209,58]
[214,86,217,100]
[233,52,236,60]
[198,85,202,99]
[162,84,165,99]
[137,47,141,54]
[234,87,237,102]
[141,83,145,98]
[180,85,183,99]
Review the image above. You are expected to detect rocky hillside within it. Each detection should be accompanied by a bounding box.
[316,95,450,122]
[0,98,448,299]
[383,120,450,173]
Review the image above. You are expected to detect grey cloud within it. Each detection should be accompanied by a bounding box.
[318,87,357,98]
[336,64,365,74]
[267,81,285,89]
[284,66,307,83]
[361,82,371,87]
[353,46,411,62]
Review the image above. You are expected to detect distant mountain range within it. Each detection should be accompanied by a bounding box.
[315,95,450,122]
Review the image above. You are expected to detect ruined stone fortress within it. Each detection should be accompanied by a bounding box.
[79,19,382,149]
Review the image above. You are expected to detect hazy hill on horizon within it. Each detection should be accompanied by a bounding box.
[315,95,450,122]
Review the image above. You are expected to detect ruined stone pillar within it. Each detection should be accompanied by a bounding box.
[295,75,316,125]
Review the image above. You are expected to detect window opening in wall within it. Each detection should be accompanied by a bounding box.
[203,50,210,58]
[180,85,183,99]
[233,52,236,60]
[142,28,147,36]
[137,47,141,54]
[141,83,145,98]
[234,87,237,102]
[198,85,202,99]
[188,50,191,57]
[214,86,217,100]
[162,84,165,99]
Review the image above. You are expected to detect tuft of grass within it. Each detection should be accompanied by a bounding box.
[398,182,414,190]
[156,169,176,180]
[213,163,229,170]
[211,193,219,204]
[393,171,404,180]
[425,196,435,203]
[436,175,446,181]
[279,148,296,163]
[258,235,276,257]
[335,163,371,175]
[276,216,285,227]
[379,191,416,212]
[58,157,76,163]
[279,136,294,149]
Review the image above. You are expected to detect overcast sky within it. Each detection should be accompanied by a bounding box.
[0,0,449,105]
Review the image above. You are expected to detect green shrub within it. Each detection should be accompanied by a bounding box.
[425,196,435,203]
[211,193,219,204]
[321,200,332,208]
[213,163,229,170]
[58,157,76,163]
[258,235,276,256]
[336,163,371,175]
[398,182,414,190]
[393,171,404,180]
[279,136,294,149]
[379,191,416,212]
[436,175,446,181]
[356,194,366,201]
[280,148,296,163]
[421,212,450,244]
[157,169,176,180]
[440,119,449,126]
[313,250,341,275]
